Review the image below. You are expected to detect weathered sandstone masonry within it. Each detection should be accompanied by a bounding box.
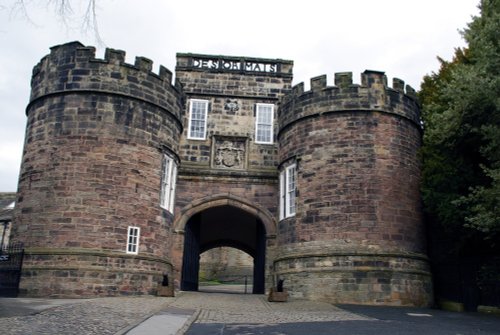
[276,72,431,305]
[13,42,183,297]
[172,53,293,293]
[12,42,432,305]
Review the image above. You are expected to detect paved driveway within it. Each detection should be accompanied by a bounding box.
[1,290,499,335]
[179,291,500,335]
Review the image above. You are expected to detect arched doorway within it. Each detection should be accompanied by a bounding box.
[181,205,267,294]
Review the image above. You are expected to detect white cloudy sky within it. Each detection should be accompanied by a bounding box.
[0,0,480,192]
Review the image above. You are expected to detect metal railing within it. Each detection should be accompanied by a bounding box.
[0,242,24,297]
[199,275,253,294]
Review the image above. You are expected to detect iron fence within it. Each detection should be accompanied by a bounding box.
[0,242,24,297]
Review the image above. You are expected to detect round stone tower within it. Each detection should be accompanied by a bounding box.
[12,42,183,297]
[276,71,432,306]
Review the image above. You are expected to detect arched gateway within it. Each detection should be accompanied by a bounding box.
[173,195,276,294]
[12,42,433,306]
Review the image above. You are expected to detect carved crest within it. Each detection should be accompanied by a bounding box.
[215,141,243,167]
[224,99,239,112]
[212,136,247,170]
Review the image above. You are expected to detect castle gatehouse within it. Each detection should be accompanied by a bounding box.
[12,41,432,306]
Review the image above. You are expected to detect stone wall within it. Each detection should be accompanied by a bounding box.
[172,53,293,289]
[273,245,431,305]
[12,43,432,305]
[175,53,292,170]
[200,247,253,283]
[12,42,182,297]
[275,71,432,306]
[173,52,293,223]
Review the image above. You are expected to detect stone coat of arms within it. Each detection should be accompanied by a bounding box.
[213,138,247,169]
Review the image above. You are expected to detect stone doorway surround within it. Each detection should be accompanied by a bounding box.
[173,194,276,294]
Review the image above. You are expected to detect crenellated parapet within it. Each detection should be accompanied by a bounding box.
[14,43,432,304]
[29,41,183,123]
[278,70,420,135]
[276,70,431,306]
[14,42,185,297]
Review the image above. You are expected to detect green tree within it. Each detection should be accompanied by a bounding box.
[420,0,500,243]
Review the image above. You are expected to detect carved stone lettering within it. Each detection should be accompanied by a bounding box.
[192,57,277,73]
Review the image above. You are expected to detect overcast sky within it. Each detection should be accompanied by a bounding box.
[0,0,480,192]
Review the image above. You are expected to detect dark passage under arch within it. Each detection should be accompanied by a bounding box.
[181,205,266,294]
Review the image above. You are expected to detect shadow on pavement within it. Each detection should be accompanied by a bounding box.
[0,298,84,318]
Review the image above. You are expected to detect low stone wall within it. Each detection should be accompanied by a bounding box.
[274,251,433,306]
[19,248,173,297]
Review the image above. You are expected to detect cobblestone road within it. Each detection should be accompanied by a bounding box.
[0,290,371,334]
[2,290,498,335]
[0,296,176,335]
[170,291,372,324]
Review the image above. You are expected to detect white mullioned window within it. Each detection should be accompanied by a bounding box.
[188,99,209,140]
[280,163,296,220]
[126,226,140,254]
[160,154,177,212]
[255,103,274,144]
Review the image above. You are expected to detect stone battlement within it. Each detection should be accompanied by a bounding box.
[29,41,183,121]
[13,42,432,306]
[279,70,420,134]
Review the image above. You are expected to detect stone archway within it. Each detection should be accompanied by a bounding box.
[174,193,277,237]
[175,195,275,294]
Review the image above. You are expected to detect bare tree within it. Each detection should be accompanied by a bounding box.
[6,0,103,45]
